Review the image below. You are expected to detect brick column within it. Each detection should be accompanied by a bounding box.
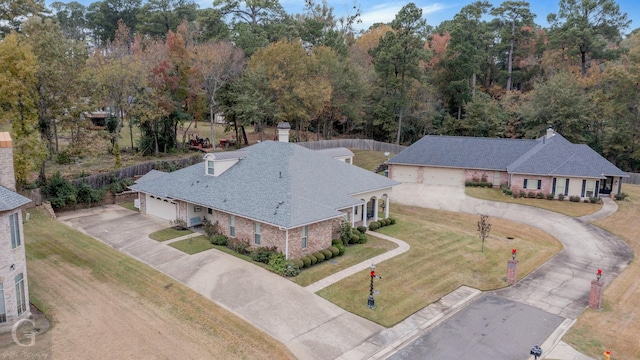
[589,280,604,310]
[506,259,519,285]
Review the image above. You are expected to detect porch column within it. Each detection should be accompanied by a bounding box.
[351,206,356,228]
[362,203,367,227]
[385,196,390,219]
[372,198,377,222]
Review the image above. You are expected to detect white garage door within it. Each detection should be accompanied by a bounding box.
[146,194,177,222]
[391,165,419,183]
[423,167,465,186]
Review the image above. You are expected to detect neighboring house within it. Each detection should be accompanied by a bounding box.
[0,133,31,333]
[387,128,627,198]
[130,123,399,260]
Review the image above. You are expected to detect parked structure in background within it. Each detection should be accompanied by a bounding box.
[387,128,628,199]
[0,132,32,333]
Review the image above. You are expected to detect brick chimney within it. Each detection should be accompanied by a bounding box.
[0,132,16,191]
[277,122,291,143]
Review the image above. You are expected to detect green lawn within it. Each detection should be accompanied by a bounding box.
[465,187,603,217]
[290,235,399,287]
[149,227,193,241]
[317,204,562,327]
[352,150,392,173]
[168,235,215,254]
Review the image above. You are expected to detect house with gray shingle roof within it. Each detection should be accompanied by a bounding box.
[0,133,32,333]
[130,124,399,259]
[387,128,627,198]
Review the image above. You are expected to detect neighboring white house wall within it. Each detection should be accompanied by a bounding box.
[145,194,176,222]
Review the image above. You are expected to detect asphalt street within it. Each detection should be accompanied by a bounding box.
[389,295,565,360]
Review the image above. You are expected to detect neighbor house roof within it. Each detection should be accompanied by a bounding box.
[314,147,354,159]
[0,186,31,211]
[130,141,399,229]
[389,132,627,179]
[135,170,167,184]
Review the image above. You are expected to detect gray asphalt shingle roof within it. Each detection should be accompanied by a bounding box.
[0,186,31,211]
[388,132,627,178]
[130,141,399,229]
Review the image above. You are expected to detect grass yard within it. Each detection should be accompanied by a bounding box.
[351,150,393,173]
[11,208,295,359]
[317,204,562,327]
[465,187,602,217]
[169,235,215,254]
[149,227,193,241]
[290,235,399,287]
[563,184,640,359]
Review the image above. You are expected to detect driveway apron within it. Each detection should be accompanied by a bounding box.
[57,205,383,360]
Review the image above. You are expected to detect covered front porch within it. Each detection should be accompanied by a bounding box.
[345,189,393,228]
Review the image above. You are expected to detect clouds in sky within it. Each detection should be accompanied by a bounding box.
[358,2,446,29]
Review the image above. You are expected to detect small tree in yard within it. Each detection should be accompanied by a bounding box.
[477,214,491,252]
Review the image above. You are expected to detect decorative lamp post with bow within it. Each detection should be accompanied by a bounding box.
[368,264,381,309]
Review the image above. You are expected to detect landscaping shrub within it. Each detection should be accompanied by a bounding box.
[203,219,222,237]
[569,195,581,202]
[313,252,325,262]
[335,244,346,256]
[389,218,396,225]
[480,182,492,188]
[267,253,287,275]
[77,181,104,204]
[227,238,250,254]
[583,199,590,203]
[615,192,628,201]
[291,258,304,269]
[465,181,474,187]
[357,226,367,234]
[339,222,353,246]
[308,254,318,265]
[512,191,520,199]
[43,171,78,209]
[171,219,188,230]
[369,221,380,231]
[358,233,368,244]
[283,262,301,277]
[329,246,340,257]
[503,189,513,196]
[589,197,599,204]
[250,246,279,264]
[332,239,342,246]
[519,190,526,198]
[348,234,358,244]
[109,177,134,194]
[300,256,311,268]
[527,191,536,198]
[558,193,565,201]
[210,234,228,246]
[546,193,554,200]
[535,192,544,199]
[56,150,73,165]
[321,249,333,260]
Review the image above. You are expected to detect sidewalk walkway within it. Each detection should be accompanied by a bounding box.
[305,232,410,293]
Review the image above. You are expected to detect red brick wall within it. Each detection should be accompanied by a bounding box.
[509,174,553,196]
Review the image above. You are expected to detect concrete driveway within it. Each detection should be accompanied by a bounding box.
[57,205,383,360]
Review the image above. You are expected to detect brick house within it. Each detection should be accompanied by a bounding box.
[0,133,31,333]
[387,128,627,198]
[130,123,399,260]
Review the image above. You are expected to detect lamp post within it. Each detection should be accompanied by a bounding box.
[368,263,381,309]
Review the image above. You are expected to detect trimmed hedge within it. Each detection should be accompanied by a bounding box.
[321,249,333,260]
[291,258,304,269]
[313,252,325,262]
[350,234,360,244]
[357,226,367,234]
[369,221,380,231]
[329,246,340,257]
[308,254,318,265]
[210,234,228,246]
[301,256,311,268]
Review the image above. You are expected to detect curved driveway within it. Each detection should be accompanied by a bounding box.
[392,184,633,319]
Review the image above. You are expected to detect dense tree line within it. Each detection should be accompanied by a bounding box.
[0,0,639,188]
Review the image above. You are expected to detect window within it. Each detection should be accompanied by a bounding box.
[254,222,260,245]
[0,283,6,323]
[301,226,308,249]
[230,215,235,238]
[554,178,568,196]
[10,212,20,249]
[207,160,214,175]
[585,180,596,197]
[207,208,213,215]
[523,179,541,190]
[15,274,26,316]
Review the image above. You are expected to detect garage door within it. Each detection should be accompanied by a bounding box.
[391,165,419,183]
[422,167,465,186]
[146,194,177,222]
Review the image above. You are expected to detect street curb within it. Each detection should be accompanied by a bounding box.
[365,287,483,360]
[532,318,576,360]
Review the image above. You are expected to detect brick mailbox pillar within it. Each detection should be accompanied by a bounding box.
[506,259,519,284]
[589,269,604,310]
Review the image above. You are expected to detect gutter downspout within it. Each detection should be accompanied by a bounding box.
[285,229,289,260]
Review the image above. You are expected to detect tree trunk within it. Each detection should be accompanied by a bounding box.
[581,50,587,77]
[240,125,248,145]
[507,20,515,92]
[472,72,477,98]
[396,106,403,145]
[209,98,215,151]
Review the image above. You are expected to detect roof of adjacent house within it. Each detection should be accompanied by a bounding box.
[314,147,354,159]
[388,132,627,178]
[130,141,399,229]
[0,186,31,211]
[135,170,168,184]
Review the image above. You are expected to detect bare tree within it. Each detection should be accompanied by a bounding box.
[477,214,491,252]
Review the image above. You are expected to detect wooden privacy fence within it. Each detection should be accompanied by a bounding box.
[296,139,406,154]
[70,154,203,189]
[622,173,640,185]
